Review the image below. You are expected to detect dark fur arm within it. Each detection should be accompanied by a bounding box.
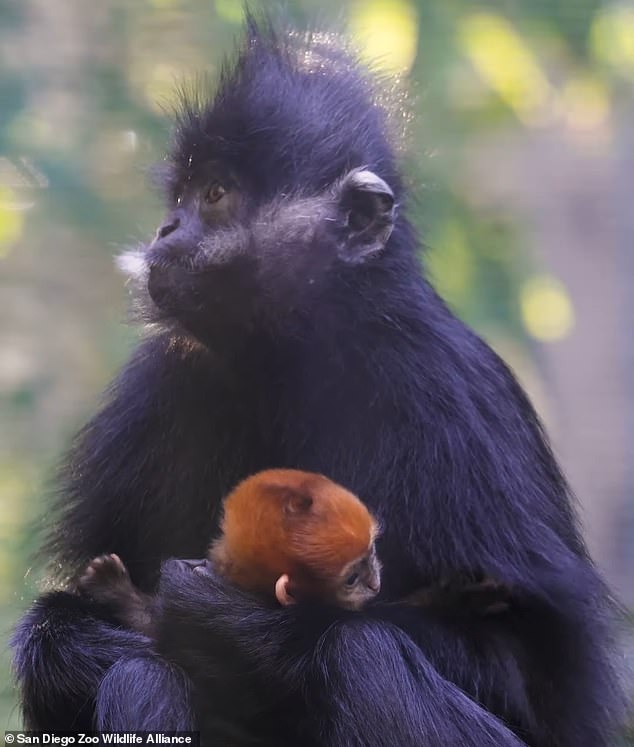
[11,591,194,732]
[154,561,528,747]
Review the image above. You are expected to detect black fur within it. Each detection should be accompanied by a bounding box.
[12,16,622,746]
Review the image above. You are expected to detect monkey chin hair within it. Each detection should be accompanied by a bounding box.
[115,248,161,329]
[116,248,148,283]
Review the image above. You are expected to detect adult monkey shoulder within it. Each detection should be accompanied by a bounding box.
[13,13,623,747]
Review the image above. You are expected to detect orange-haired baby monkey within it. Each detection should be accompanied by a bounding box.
[78,469,381,636]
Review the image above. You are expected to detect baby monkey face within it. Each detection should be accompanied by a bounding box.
[333,544,381,610]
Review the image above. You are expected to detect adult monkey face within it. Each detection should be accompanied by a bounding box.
[137,167,396,345]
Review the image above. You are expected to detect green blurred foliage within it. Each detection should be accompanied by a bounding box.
[1,0,632,737]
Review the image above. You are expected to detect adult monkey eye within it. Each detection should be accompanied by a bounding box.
[205,181,227,204]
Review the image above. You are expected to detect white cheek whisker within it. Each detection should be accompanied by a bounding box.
[116,250,148,281]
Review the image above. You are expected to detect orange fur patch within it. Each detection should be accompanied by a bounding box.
[213,469,377,597]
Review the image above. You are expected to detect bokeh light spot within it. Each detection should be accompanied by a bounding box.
[427,222,474,303]
[520,275,575,342]
[591,4,634,74]
[562,74,610,131]
[142,63,185,112]
[215,0,244,24]
[349,0,418,74]
[6,113,55,151]
[459,12,553,125]
[0,187,25,257]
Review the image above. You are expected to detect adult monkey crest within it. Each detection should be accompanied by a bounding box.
[13,14,623,747]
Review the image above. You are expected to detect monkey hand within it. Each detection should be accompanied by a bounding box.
[76,553,159,637]
[77,553,134,605]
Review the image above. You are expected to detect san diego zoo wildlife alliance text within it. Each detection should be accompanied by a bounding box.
[11,735,194,745]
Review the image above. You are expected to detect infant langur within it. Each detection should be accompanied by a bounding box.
[78,469,381,636]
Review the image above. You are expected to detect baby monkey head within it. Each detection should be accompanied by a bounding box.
[281,472,382,610]
[120,21,399,347]
[212,469,381,611]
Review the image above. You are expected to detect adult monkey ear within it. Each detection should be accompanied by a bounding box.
[337,168,396,263]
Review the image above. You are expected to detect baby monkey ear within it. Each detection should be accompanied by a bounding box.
[275,574,297,606]
[283,489,314,516]
[337,169,396,263]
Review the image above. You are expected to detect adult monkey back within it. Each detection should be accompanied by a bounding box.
[13,16,622,747]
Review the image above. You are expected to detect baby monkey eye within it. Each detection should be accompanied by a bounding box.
[345,572,359,587]
[204,181,227,204]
